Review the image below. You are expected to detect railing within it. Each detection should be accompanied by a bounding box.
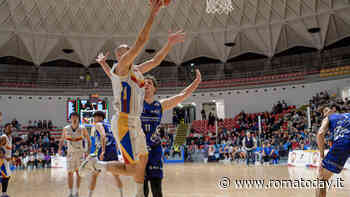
[2,45,350,89]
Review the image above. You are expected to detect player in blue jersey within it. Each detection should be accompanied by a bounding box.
[316,103,347,197]
[141,70,201,197]
[86,111,124,197]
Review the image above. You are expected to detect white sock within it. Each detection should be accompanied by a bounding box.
[88,189,94,197]
[69,189,73,195]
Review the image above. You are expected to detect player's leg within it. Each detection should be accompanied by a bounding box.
[131,129,149,197]
[102,146,124,197]
[88,171,100,197]
[150,178,163,197]
[1,177,10,197]
[316,138,350,197]
[67,154,76,197]
[75,169,81,197]
[144,178,150,197]
[316,166,333,197]
[113,174,124,197]
[133,153,148,197]
[67,171,74,197]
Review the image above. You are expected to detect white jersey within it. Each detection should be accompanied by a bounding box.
[3,135,12,159]
[110,64,145,117]
[64,125,85,153]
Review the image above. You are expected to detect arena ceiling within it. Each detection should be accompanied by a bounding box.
[0,0,350,67]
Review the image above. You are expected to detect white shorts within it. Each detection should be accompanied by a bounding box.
[66,151,84,172]
[111,113,147,164]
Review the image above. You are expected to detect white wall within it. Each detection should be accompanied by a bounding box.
[158,78,350,123]
[1,77,350,126]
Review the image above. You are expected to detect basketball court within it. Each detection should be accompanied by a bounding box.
[9,164,350,197]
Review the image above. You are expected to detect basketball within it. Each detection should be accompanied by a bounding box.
[149,0,171,7]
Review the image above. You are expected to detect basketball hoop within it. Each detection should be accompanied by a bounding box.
[206,0,233,15]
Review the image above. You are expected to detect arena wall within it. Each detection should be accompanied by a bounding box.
[1,77,349,126]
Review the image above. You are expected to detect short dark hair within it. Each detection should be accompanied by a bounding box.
[319,103,341,116]
[144,75,158,89]
[69,112,79,119]
[93,111,106,119]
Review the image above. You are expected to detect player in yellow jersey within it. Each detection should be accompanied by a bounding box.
[79,1,186,196]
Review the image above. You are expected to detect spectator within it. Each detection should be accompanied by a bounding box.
[201,109,206,120]
[242,131,257,166]
[48,120,53,129]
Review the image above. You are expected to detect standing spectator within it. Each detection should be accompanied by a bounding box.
[201,109,206,120]
[43,120,47,129]
[33,120,37,129]
[37,120,42,129]
[48,120,53,129]
[242,131,257,166]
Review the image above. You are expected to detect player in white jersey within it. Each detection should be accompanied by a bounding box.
[0,123,12,197]
[80,1,167,197]
[58,112,91,197]
[83,12,185,197]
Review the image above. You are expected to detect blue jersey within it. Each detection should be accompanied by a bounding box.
[95,122,116,148]
[328,113,350,142]
[94,122,119,161]
[322,113,350,174]
[141,100,163,179]
[141,101,163,147]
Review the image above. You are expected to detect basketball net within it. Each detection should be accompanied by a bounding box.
[206,0,233,15]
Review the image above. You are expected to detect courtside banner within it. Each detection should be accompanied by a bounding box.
[288,150,310,167]
[288,150,350,169]
[51,156,66,169]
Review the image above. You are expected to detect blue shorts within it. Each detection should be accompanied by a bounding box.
[98,146,119,162]
[322,138,350,174]
[146,145,163,179]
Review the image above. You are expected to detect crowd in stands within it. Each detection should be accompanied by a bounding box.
[0,119,60,170]
[183,90,346,165]
[11,128,59,170]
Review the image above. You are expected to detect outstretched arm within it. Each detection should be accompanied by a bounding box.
[115,1,162,76]
[317,117,329,160]
[138,30,186,74]
[161,69,201,111]
[96,52,111,79]
[95,123,106,160]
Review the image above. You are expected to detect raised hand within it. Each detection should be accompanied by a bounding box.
[168,30,186,46]
[150,0,163,16]
[194,69,202,83]
[96,52,109,65]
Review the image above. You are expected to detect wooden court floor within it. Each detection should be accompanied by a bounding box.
[9,163,350,197]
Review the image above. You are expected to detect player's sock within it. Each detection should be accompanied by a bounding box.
[88,189,94,197]
[69,188,73,195]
